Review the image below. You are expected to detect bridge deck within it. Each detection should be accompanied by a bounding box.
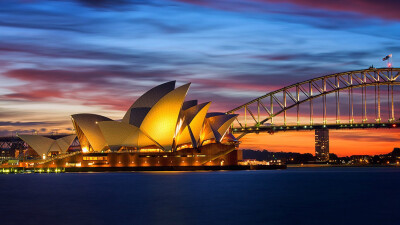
[232,122,400,134]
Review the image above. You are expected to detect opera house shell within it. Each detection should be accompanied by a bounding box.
[18,135,76,158]
[71,81,237,152]
[18,81,241,169]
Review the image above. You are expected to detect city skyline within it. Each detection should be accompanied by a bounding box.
[1,0,400,156]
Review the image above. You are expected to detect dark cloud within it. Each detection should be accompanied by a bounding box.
[265,0,400,21]
[0,121,54,127]
[74,0,166,10]
[0,42,159,65]
[2,67,275,112]
[5,89,64,101]
[2,68,191,111]
[0,109,29,118]
[253,50,376,66]
[1,0,142,10]
[176,0,400,21]
[0,3,95,34]
[333,131,400,143]
[134,18,196,34]
[76,0,131,7]
[189,63,341,95]
[4,68,188,86]
[0,1,207,37]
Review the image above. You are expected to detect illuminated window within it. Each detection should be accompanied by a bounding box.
[83,156,107,161]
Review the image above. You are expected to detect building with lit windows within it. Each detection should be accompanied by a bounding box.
[315,128,329,162]
[14,81,242,170]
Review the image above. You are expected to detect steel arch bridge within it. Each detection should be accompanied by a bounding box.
[227,67,400,138]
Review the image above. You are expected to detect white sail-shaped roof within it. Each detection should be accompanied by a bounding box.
[71,114,112,152]
[98,121,159,150]
[139,83,191,151]
[18,134,76,156]
[214,116,237,142]
[66,81,239,151]
[201,113,238,143]
[122,81,176,125]
[176,102,210,147]
[55,135,76,152]
[19,135,56,156]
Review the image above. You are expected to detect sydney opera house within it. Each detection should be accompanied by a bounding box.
[13,81,242,170]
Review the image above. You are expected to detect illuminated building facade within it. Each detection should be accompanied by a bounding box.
[315,128,329,162]
[17,81,241,169]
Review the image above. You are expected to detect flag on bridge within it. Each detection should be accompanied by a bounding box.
[383,54,392,61]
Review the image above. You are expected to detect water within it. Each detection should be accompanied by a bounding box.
[1,167,399,225]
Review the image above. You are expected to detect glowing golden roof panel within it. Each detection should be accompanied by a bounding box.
[71,113,112,152]
[177,102,210,147]
[122,81,176,124]
[139,83,190,150]
[98,121,157,150]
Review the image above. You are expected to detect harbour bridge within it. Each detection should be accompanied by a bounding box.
[227,67,400,140]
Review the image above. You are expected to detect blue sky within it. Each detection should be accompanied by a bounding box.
[1,0,400,154]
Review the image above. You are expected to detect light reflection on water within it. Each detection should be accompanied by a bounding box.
[0,167,399,225]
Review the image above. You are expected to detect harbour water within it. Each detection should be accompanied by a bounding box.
[0,167,399,225]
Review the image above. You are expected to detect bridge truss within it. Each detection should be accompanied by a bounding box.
[227,68,400,135]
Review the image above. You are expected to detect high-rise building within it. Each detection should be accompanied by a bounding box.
[315,128,329,161]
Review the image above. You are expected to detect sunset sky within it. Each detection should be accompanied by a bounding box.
[1,0,400,156]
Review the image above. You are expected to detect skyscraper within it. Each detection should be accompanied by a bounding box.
[315,129,329,161]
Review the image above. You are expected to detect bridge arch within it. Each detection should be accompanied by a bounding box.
[227,68,400,128]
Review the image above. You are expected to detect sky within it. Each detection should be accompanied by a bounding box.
[1,0,400,156]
